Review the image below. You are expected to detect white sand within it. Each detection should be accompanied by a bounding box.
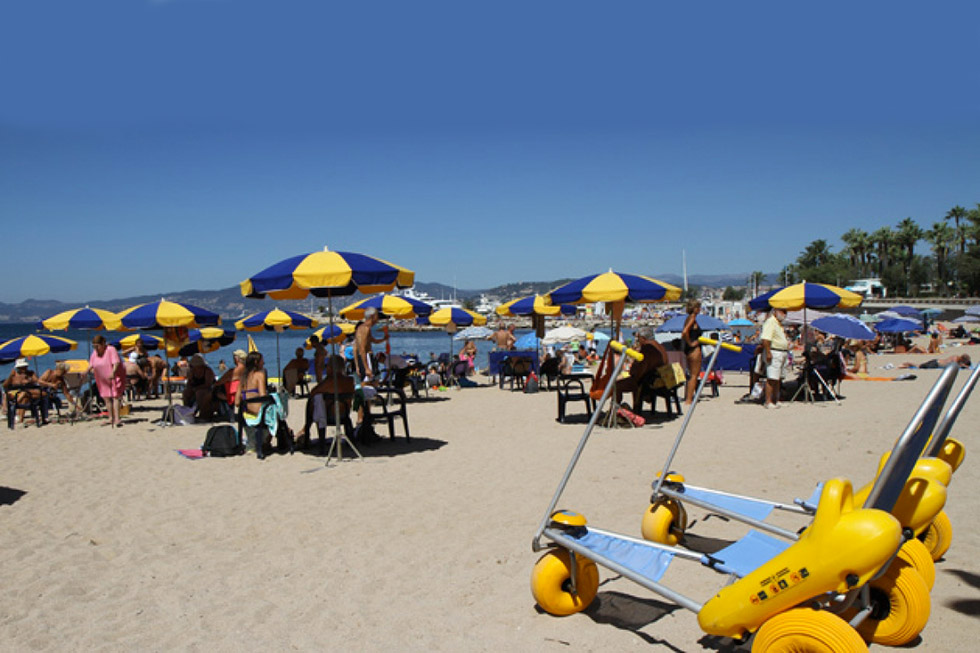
[0,348,977,651]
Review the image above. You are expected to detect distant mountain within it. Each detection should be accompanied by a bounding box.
[0,272,770,323]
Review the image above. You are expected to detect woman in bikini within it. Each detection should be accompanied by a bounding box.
[681,299,703,405]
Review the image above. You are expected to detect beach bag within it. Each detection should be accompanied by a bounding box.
[202,424,244,457]
[524,372,539,394]
[172,404,196,425]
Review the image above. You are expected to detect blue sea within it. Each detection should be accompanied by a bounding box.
[0,323,625,377]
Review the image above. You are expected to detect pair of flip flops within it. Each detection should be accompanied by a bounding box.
[616,406,646,427]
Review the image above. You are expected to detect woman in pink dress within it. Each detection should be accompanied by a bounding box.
[89,334,127,427]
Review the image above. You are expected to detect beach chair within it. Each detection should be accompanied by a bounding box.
[539,357,560,391]
[369,381,410,440]
[531,342,923,650]
[445,358,470,389]
[238,391,292,460]
[499,355,531,391]
[635,363,685,417]
[283,368,309,398]
[556,375,593,424]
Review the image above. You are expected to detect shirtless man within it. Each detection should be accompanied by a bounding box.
[123,352,148,399]
[354,307,388,431]
[39,362,77,419]
[146,355,168,399]
[490,323,510,350]
[309,334,327,382]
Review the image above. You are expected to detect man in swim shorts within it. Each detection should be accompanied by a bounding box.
[760,308,789,409]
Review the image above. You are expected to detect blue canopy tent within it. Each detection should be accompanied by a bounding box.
[657,314,728,333]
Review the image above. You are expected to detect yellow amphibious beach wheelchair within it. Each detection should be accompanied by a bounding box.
[530,340,955,651]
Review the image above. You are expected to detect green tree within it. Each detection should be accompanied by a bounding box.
[945,205,968,254]
[870,227,894,276]
[894,217,923,295]
[926,222,955,296]
[722,286,745,301]
[840,228,870,275]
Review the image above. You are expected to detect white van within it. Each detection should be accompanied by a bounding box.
[845,278,887,298]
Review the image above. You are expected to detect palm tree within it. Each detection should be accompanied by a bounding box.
[870,226,894,276]
[926,222,955,296]
[894,217,924,295]
[945,205,967,254]
[840,228,862,269]
[749,270,766,296]
[967,203,980,248]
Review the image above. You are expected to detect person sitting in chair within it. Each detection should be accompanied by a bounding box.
[124,352,149,400]
[4,359,43,426]
[295,355,356,449]
[282,347,310,396]
[613,327,667,410]
[182,354,216,420]
[39,362,77,418]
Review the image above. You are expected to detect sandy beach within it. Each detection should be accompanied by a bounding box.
[1,347,977,651]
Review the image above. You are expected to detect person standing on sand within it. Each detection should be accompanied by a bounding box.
[353,307,388,439]
[760,308,789,409]
[309,334,327,382]
[681,299,703,406]
[89,334,126,427]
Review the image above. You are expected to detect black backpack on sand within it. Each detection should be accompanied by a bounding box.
[202,424,245,457]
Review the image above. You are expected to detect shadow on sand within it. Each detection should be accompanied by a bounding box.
[0,486,27,506]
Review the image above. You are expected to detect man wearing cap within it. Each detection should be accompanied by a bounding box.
[181,354,216,420]
[760,308,790,409]
[4,359,42,426]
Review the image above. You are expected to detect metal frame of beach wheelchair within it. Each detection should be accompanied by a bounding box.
[530,341,941,651]
[641,352,977,576]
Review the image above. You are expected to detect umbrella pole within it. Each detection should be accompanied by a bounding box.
[162,345,175,426]
[276,331,282,384]
[325,293,362,466]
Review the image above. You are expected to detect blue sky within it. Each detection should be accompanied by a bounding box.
[2,1,978,303]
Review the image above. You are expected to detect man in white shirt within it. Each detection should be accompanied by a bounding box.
[760,308,789,409]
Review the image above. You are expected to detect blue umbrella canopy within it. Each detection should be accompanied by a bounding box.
[111,333,166,351]
[240,247,414,299]
[657,314,729,333]
[514,332,541,350]
[726,318,755,327]
[965,305,980,316]
[178,327,237,357]
[875,317,923,333]
[340,294,432,319]
[887,305,922,317]
[810,314,876,341]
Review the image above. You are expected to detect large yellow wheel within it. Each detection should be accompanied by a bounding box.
[751,607,867,652]
[641,499,687,546]
[897,538,936,590]
[918,510,953,561]
[530,549,599,616]
[851,560,931,646]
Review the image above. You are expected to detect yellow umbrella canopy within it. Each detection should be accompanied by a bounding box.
[235,308,318,332]
[545,270,682,305]
[340,294,432,320]
[428,307,487,327]
[38,306,122,331]
[304,324,352,349]
[240,248,415,300]
[496,295,576,317]
[0,334,77,361]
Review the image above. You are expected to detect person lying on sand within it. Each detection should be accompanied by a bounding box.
[899,354,971,369]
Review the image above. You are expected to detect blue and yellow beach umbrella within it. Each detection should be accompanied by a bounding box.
[179,327,237,357]
[428,307,487,327]
[496,295,576,317]
[340,294,432,320]
[111,333,166,351]
[119,299,222,330]
[748,283,862,312]
[545,270,682,305]
[0,334,77,362]
[38,306,122,331]
[235,309,318,332]
[304,324,350,349]
[240,248,415,300]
